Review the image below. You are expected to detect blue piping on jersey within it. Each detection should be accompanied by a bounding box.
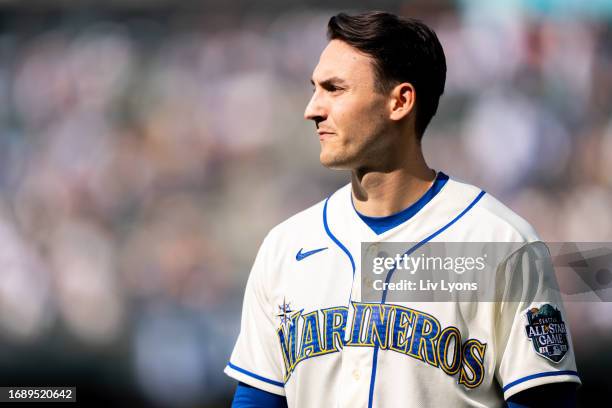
[502,370,580,393]
[323,196,356,277]
[227,361,285,388]
[380,190,486,303]
[354,172,449,235]
[368,190,486,408]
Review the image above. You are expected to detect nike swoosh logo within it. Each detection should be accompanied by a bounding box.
[296,247,328,261]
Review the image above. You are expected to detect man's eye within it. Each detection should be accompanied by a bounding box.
[311,85,344,93]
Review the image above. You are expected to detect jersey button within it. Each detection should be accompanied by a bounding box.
[352,369,360,381]
[367,244,378,256]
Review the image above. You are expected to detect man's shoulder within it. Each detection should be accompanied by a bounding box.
[265,183,350,243]
[448,177,539,242]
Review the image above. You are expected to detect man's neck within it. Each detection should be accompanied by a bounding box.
[350,158,436,218]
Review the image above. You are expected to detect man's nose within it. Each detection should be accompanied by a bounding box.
[304,92,326,122]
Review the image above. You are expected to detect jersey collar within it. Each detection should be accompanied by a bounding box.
[351,172,449,236]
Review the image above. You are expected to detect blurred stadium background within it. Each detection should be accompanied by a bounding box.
[0,0,610,406]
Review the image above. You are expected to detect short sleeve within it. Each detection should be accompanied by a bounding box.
[224,234,286,396]
[494,241,581,400]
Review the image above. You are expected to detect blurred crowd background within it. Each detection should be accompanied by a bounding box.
[0,0,610,406]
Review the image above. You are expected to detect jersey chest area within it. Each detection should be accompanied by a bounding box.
[269,245,494,392]
[271,242,354,308]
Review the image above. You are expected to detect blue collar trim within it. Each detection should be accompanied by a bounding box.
[353,172,449,235]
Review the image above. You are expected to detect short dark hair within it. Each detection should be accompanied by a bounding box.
[327,11,446,139]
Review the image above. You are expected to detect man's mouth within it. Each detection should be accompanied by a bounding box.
[317,130,335,139]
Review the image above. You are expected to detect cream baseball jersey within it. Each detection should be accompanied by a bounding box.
[224,173,580,407]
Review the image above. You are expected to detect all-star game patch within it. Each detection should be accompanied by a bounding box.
[524,304,569,363]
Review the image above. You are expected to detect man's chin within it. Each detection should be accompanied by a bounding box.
[319,153,353,170]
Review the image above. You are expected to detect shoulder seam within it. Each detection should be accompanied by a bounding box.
[473,196,536,241]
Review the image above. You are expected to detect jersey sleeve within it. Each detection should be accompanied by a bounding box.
[232,382,289,408]
[224,233,286,396]
[494,241,581,400]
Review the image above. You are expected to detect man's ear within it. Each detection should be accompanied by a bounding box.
[389,82,416,121]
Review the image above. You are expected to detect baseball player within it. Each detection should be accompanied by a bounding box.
[225,11,580,408]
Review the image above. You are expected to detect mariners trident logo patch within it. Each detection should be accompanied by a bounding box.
[524,304,568,363]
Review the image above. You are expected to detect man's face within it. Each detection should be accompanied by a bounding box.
[305,40,392,170]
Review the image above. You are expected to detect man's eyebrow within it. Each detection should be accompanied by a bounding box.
[310,77,348,87]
